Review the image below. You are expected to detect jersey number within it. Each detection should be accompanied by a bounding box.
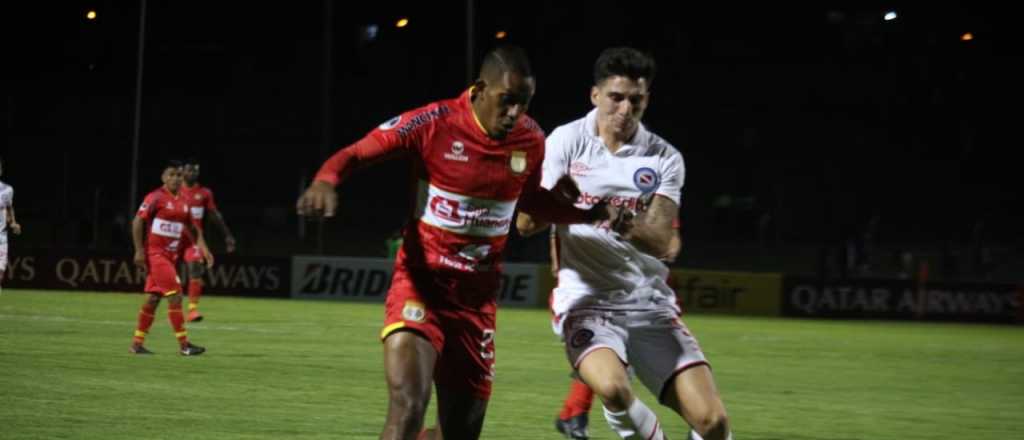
[479,329,495,360]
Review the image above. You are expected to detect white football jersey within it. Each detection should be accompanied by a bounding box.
[542,109,685,320]
[0,181,12,236]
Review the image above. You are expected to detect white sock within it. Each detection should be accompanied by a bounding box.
[689,429,734,440]
[602,398,665,440]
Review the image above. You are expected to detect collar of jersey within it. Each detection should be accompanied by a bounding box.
[584,108,648,155]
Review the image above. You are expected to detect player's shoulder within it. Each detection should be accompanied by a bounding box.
[545,114,591,156]
[144,187,168,201]
[0,180,11,194]
[641,128,683,162]
[549,114,589,140]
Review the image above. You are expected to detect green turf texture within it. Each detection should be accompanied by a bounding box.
[1,289,1021,439]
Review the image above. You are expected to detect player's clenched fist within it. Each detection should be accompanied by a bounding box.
[296,180,338,218]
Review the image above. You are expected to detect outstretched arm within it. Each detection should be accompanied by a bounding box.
[297,135,405,218]
[189,223,214,268]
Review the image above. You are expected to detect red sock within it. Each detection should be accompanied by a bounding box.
[133,301,158,345]
[559,378,595,419]
[168,300,188,347]
[188,279,203,311]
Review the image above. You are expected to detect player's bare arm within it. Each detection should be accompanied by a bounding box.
[131,216,146,270]
[662,227,682,263]
[516,175,585,237]
[190,224,215,269]
[210,210,236,252]
[620,195,677,258]
[7,205,20,235]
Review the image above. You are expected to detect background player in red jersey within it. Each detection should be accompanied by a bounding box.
[179,157,236,322]
[297,46,612,440]
[129,160,213,356]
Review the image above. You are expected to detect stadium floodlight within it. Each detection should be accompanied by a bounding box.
[883,11,897,21]
[396,18,409,28]
[86,10,97,20]
[495,31,507,39]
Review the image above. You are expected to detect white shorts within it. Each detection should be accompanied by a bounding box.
[563,307,709,401]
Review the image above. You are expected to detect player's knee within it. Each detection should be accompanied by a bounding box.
[188,264,206,279]
[693,409,729,440]
[591,378,633,411]
[389,390,429,420]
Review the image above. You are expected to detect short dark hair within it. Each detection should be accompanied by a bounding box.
[593,47,656,86]
[183,157,200,166]
[479,45,533,82]
[165,159,183,170]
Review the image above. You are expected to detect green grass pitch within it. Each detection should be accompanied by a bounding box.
[1,289,1022,439]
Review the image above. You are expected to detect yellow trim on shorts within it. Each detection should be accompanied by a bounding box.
[380,322,406,340]
[162,290,179,297]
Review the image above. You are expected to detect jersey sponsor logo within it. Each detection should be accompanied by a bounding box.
[570,161,592,177]
[396,105,451,138]
[415,182,515,237]
[569,328,594,348]
[577,191,645,211]
[402,300,427,323]
[378,115,402,130]
[151,218,184,239]
[633,167,660,193]
[509,151,527,174]
[190,206,205,220]
[444,141,469,162]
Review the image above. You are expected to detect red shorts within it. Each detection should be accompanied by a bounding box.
[182,245,203,263]
[144,253,181,296]
[382,269,497,399]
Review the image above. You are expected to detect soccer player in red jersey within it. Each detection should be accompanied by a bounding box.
[130,160,212,356]
[297,46,613,440]
[179,158,236,322]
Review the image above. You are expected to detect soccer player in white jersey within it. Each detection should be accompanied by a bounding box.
[518,47,733,440]
[0,157,23,291]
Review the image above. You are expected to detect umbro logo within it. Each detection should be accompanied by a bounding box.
[443,141,469,162]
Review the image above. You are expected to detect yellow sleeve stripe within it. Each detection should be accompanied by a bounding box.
[380,322,406,340]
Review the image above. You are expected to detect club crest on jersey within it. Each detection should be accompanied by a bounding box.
[509,151,527,174]
[402,300,427,323]
[570,329,594,348]
[444,141,469,162]
[633,167,660,193]
[194,194,202,200]
[378,115,402,130]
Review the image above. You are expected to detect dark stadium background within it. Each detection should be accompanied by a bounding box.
[5,1,1021,281]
